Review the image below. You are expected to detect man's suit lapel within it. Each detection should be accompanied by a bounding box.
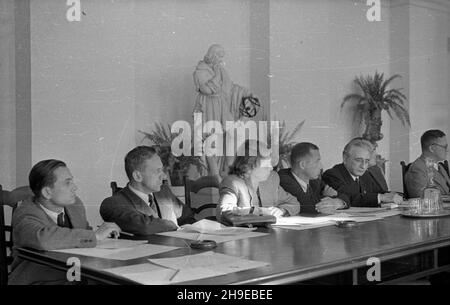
[337,164,354,185]
[433,166,450,193]
[122,186,157,217]
[65,202,81,228]
[287,169,307,196]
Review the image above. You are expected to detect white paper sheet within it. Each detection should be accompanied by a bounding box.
[103,252,270,284]
[156,230,268,243]
[51,243,179,260]
[273,215,334,226]
[180,219,257,235]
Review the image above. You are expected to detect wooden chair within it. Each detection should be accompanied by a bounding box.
[0,185,33,285]
[110,181,123,195]
[400,161,411,199]
[184,175,220,221]
[442,160,450,176]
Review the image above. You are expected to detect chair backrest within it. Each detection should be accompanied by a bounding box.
[400,161,412,199]
[184,175,220,220]
[443,160,450,176]
[110,181,123,195]
[0,185,33,285]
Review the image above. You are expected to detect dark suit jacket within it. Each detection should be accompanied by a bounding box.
[100,184,195,236]
[278,168,348,214]
[367,165,389,193]
[9,197,96,285]
[322,163,388,207]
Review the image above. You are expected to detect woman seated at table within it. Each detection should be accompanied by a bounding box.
[216,140,300,223]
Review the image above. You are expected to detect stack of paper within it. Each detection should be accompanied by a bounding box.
[181,219,257,235]
[157,219,268,243]
[103,251,270,284]
[273,208,401,231]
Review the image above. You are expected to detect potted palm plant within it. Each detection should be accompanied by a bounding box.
[342,72,410,171]
[139,123,206,186]
[342,71,410,144]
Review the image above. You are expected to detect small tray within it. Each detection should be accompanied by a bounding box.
[401,209,450,218]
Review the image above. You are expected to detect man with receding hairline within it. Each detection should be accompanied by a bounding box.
[323,138,402,207]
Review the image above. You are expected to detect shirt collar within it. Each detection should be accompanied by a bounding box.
[343,166,359,181]
[39,204,63,224]
[129,184,153,206]
[291,170,309,192]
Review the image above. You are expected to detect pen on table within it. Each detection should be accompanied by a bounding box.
[169,269,180,281]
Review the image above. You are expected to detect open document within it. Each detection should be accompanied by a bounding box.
[103,251,270,284]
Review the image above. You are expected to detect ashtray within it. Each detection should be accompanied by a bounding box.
[189,240,217,250]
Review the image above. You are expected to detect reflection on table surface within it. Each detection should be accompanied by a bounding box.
[18,215,450,285]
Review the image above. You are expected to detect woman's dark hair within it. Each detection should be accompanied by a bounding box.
[29,159,67,198]
[228,140,270,178]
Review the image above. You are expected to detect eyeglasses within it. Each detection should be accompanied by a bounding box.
[432,143,449,151]
[352,158,371,166]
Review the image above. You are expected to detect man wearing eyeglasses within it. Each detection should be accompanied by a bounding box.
[323,138,403,207]
[405,129,450,198]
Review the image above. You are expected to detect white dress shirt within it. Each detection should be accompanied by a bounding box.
[39,204,64,225]
[291,171,309,193]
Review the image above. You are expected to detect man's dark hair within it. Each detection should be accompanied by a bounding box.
[290,142,319,166]
[124,146,157,181]
[29,159,67,198]
[421,129,446,151]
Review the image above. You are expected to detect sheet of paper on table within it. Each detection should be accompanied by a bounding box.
[103,251,270,284]
[51,243,180,260]
[180,219,257,235]
[157,230,268,243]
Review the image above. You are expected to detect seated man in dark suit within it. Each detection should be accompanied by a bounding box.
[100,146,194,236]
[406,129,450,198]
[279,142,347,214]
[323,138,402,207]
[9,159,120,285]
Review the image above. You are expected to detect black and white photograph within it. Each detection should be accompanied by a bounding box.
[1,0,450,291]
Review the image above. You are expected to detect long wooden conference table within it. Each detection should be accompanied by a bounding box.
[18,214,450,285]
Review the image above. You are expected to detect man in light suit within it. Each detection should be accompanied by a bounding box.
[9,159,120,285]
[323,138,402,207]
[406,129,450,198]
[100,146,195,236]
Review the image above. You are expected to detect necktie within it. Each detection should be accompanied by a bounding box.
[148,194,162,218]
[57,212,65,227]
[355,177,362,192]
[438,163,450,189]
[306,184,311,195]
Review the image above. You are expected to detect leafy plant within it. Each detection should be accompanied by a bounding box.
[342,71,410,144]
[139,123,206,185]
[271,119,305,169]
